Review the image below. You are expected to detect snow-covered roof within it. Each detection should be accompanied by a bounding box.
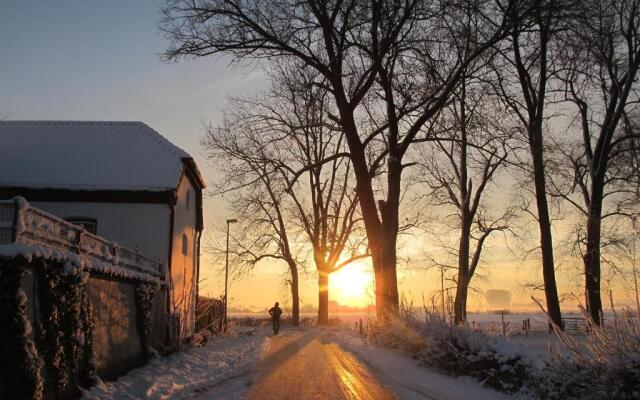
[0,121,200,192]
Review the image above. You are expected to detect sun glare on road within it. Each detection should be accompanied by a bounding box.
[329,263,374,308]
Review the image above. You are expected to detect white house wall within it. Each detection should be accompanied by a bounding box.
[170,174,198,335]
[30,201,171,273]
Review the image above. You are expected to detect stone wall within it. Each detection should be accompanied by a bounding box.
[87,277,143,380]
[21,267,168,383]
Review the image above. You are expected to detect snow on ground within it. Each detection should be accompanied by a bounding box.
[83,328,268,400]
[80,318,571,400]
[337,311,585,368]
[324,327,526,400]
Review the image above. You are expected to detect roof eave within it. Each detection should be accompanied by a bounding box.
[181,157,206,189]
[0,187,177,204]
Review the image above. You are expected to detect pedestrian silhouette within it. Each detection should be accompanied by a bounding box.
[268,302,283,335]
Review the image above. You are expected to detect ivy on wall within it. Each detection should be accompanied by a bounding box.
[36,258,97,398]
[0,256,97,400]
[135,282,159,360]
[1,252,161,399]
[0,257,44,400]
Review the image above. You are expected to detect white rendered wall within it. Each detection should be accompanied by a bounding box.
[31,201,171,273]
[170,174,198,334]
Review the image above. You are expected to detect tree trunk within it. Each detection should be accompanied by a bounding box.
[584,177,604,325]
[375,156,402,319]
[375,232,399,318]
[454,90,470,326]
[290,263,299,326]
[317,267,329,325]
[530,138,563,328]
[338,105,400,320]
[454,219,471,325]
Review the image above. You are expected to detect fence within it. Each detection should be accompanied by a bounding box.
[0,197,164,283]
[196,296,225,335]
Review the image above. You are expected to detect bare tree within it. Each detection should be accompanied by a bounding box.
[161,0,527,318]
[417,73,514,324]
[204,128,304,324]
[552,0,640,324]
[489,0,576,327]
[206,65,367,325]
[548,119,640,313]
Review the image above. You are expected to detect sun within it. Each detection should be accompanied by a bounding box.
[329,263,374,307]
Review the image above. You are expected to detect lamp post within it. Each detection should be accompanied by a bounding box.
[224,218,238,332]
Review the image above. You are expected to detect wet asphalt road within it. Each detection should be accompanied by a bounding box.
[244,330,397,400]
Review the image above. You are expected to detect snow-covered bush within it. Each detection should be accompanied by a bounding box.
[36,257,96,397]
[366,306,529,393]
[0,257,44,400]
[412,313,528,393]
[366,316,427,355]
[536,308,640,400]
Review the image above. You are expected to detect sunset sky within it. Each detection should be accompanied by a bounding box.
[2,1,637,314]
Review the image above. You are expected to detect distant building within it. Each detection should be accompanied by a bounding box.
[0,120,205,336]
[485,289,512,310]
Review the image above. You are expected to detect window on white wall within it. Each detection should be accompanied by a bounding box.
[182,233,189,255]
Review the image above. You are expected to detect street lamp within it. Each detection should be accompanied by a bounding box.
[224,218,238,332]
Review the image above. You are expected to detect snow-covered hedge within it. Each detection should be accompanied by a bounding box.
[366,309,530,393]
[35,256,97,398]
[0,248,158,399]
[0,258,44,400]
[535,309,640,400]
[366,304,640,399]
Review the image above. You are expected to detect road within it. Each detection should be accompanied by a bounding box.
[240,330,397,400]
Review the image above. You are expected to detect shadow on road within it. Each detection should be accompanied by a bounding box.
[259,330,317,371]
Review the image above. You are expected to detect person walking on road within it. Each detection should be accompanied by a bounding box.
[269,302,283,335]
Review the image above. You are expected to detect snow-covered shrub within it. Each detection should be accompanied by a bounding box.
[0,257,44,400]
[366,306,529,393]
[36,257,96,397]
[366,317,427,355]
[300,316,317,327]
[412,313,529,392]
[536,308,640,400]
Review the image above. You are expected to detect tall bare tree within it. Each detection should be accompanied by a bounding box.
[417,74,514,324]
[490,0,574,327]
[207,65,366,325]
[204,125,304,324]
[161,0,527,318]
[552,0,640,323]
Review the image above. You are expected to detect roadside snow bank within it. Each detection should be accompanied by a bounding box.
[83,329,268,400]
[325,328,520,400]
